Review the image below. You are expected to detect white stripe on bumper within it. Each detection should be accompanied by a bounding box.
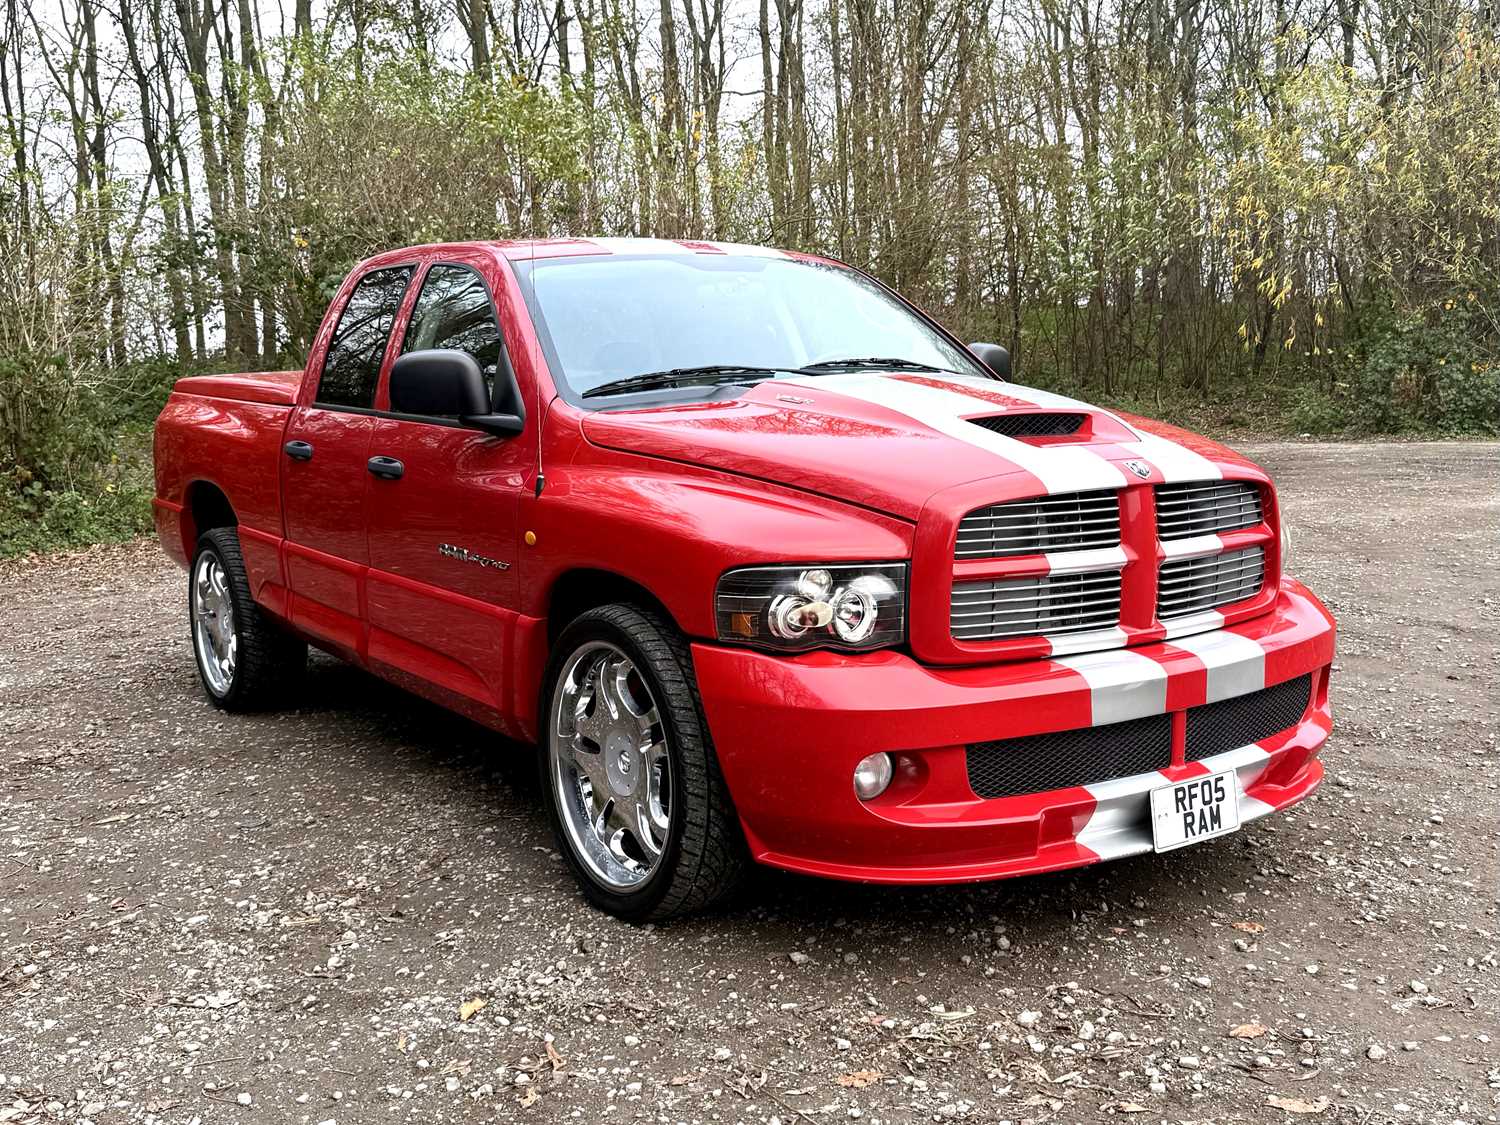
[1168,629,1267,702]
[1052,649,1168,726]
[1077,743,1276,861]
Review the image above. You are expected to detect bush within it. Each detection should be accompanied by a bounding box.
[0,353,172,558]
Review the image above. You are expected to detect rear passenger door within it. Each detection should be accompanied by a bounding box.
[363,259,533,726]
[282,263,414,658]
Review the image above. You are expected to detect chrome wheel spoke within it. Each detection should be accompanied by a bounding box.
[631,793,665,861]
[548,640,674,891]
[573,741,609,797]
[643,741,671,834]
[191,552,237,698]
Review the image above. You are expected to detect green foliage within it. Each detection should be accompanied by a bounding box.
[1339,298,1500,434]
[0,354,174,559]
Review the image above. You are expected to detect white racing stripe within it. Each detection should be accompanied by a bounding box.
[1160,533,1224,560]
[1119,433,1223,482]
[1052,648,1167,726]
[1076,742,1278,861]
[1046,626,1129,656]
[1160,609,1226,639]
[941,375,1086,412]
[784,373,1128,495]
[981,377,1225,483]
[1044,546,1128,576]
[1168,629,1267,703]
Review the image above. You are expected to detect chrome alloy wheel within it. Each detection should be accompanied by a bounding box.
[191,551,238,696]
[549,641,672,890]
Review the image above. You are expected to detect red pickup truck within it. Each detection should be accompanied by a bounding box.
[153,238,1335,920]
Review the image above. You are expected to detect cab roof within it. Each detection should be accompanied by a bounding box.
[361,237,820,268]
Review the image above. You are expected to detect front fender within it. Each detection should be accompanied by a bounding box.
[522,451,914,638]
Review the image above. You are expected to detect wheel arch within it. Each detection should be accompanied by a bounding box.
[544,567,681,648]
[180,480,237,559]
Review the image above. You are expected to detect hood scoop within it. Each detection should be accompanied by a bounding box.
[969,412,1087,440]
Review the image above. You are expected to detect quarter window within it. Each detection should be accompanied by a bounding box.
[317,266,413,408]
[401,264,504,410]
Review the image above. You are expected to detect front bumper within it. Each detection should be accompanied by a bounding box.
[693,579,1334,883]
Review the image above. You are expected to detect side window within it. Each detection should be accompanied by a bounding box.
[317,266,413,408]
[400,264,504,410]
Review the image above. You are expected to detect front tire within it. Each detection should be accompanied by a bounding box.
[189,528,306,711]
[541,604,747,921]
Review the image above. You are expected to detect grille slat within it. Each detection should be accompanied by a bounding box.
[1158,546,1265,619]
[1186,674,1313,761]
[1155,480,1262,540]
[951,570,1123,640]
[955,490,1120,560]
[966,714,1173,799]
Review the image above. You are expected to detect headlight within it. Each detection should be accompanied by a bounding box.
[1280,519,1293,572]
[715,563,907,652]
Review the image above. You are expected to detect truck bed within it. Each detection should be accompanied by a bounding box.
[171,369,303,406]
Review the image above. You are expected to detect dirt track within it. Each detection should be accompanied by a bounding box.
[2,441,1497,1125]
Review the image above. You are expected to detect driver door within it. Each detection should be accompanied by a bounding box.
[363,256,534,727]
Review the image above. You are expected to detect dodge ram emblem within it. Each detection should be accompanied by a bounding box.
[1123,459,1152,479]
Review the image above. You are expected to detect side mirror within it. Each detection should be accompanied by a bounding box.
[969,342,1011,380]
[389,349,524,436]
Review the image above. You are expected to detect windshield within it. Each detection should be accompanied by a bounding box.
[517,253,984,399]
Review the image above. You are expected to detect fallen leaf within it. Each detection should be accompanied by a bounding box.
[1230,1022,1268,1038]
[545,1041,565,1073]
[931,1005,975,1021]
[669,1075,692,1086]
[518,1086,540,1107]
[1103,1102,1149,1114]
[836,1070,883,1088]
[458,997,487,1022]
[1267,1094,1330,1114]
[95,812,135,826]
[1233,921,1266,934]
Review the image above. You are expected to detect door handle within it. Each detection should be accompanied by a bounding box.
[283,440,314,461]
[367,455,405,480]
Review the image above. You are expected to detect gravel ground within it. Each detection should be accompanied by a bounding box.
[2,441,1497,1125]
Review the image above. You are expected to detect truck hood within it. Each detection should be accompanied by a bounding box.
[579,371,1259,521]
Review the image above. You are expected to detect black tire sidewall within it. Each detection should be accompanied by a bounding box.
[539,610,695,920]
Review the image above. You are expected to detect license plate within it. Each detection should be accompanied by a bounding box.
[1150,769,1240,852]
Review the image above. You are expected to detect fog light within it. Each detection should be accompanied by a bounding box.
[853,752,894,801]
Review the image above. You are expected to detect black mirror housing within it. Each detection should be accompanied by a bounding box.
[390,349,491,418]
[969,342,1011,380]
[464,413,526,437]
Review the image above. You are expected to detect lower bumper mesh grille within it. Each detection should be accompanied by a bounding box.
[966,714,1172,799]
[965,673,1315,799]
[1186,673,1313,761]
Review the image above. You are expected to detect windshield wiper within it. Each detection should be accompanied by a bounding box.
[581,364,784,399]
[797,356,958,375]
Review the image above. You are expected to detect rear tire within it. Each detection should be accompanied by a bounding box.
[540,604,747,921]
[189,528,306,711]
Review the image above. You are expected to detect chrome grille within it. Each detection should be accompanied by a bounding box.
[951,570,1122,641]
[1158,546,1265,619]
[955,489,1120,560]
[1155,480,1262,540]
